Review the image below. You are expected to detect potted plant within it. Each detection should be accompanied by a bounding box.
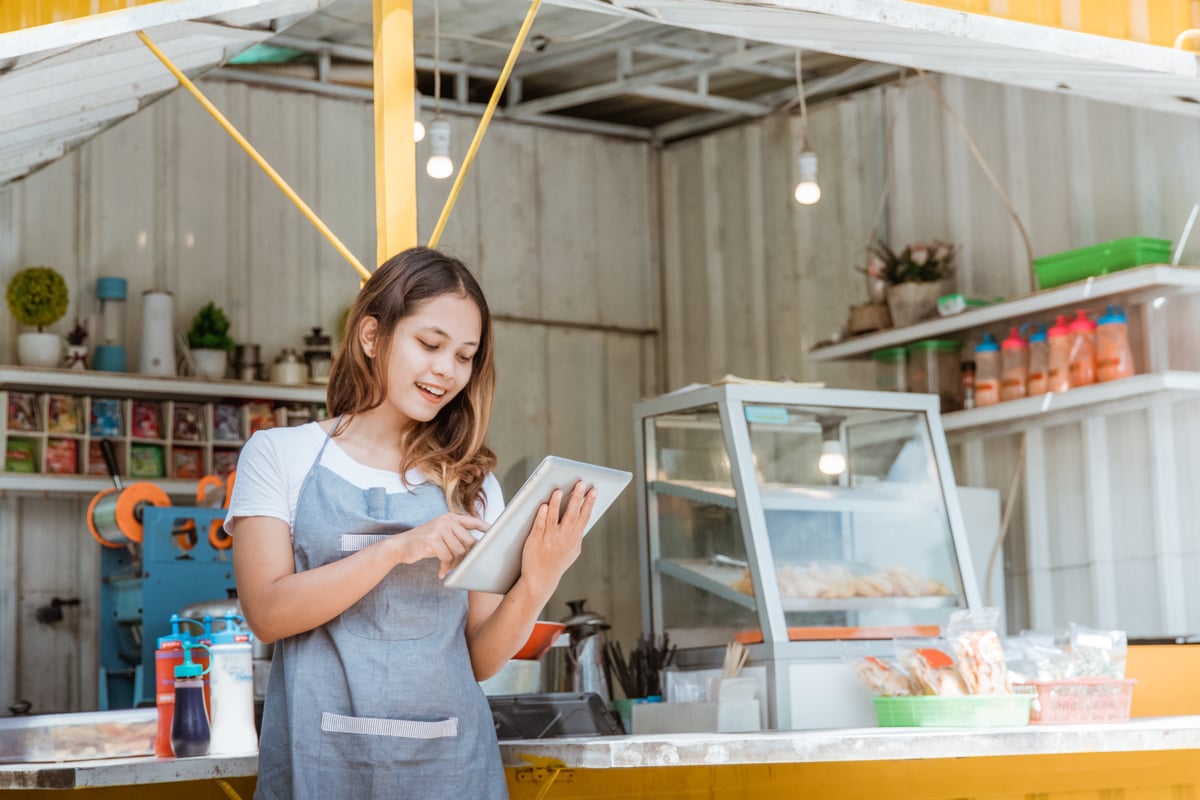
[64,319,88,370]
[187,302,234,379]
[870,239,958,327]
[6,266,69,368]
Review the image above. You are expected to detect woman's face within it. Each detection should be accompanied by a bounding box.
[380,292,482,425]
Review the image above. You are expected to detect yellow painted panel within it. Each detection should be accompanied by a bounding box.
[373,0,418,264]
[0,0,163,33]
[1127,645,1200,717]
[912,0,1199,47]
[504,749,1200,800]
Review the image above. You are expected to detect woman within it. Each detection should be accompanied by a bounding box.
[226,247,596,799]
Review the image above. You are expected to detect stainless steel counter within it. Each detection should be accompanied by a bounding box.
[5,716,1200,789]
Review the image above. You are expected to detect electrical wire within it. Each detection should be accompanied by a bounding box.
[794,50,809,149]
[985,432,1027,607]
[433,0,441,115]
[916,68,1036,291]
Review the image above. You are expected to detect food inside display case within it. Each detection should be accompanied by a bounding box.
[634,383,982,728]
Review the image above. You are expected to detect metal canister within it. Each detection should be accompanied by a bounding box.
[559,599,611,702]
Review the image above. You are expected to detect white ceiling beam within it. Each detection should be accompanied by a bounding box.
[0,142,65,178]
[633,84,773,114]
[0,98,141,153]
[634,41,793,79]
[511,41,793,115]
[512,24,666,76]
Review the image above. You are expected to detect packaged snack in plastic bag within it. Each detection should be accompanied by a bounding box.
[896,640,967,696]
[1005,631,1074,682]
[1069,624,1127,678]
[946,608,1011,695]
[840,641,917,697]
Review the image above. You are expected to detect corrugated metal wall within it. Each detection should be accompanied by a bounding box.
[0,81,659,713]
[658,73,1200,639]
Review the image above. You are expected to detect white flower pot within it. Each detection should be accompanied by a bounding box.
[17,332,63,368]
[192,349,229,380]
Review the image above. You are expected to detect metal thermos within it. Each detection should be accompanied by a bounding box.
[560,599,612,703]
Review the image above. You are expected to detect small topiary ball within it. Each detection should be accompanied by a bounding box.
[7,267,69,331]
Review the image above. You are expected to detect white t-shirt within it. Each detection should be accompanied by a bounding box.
[224,422,505,534]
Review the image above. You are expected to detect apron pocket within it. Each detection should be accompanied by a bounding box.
[341,560,440,641]
[317,711,461,791]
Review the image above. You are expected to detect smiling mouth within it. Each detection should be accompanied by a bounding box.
[416,382,447,399]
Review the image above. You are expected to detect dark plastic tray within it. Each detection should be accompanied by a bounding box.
[488,692,624,740]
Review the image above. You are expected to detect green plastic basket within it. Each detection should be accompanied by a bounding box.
[1033,236,1172,290]
[873,695,1032,728]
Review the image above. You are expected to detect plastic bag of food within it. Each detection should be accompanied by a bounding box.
[839,642,917,697]
[1005,631,1074,682]
[895,639,967,696]
[1069,624,1127,678]
[946,608,1011,695]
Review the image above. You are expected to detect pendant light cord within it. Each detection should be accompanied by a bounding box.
[433,0,441,116]
[794,50,809,150]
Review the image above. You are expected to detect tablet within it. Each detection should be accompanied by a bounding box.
[443,455,632,593]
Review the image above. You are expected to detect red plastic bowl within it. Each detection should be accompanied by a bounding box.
[514,621,566,660]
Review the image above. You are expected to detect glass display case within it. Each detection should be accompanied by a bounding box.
[634,382,982,729]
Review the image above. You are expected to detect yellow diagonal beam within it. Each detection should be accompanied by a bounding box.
[136,30,371,282]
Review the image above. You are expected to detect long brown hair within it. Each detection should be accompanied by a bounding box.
[327,247,497,515]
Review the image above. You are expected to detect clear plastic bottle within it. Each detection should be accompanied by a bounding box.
[1000,327,1028,402]
[1046,315,1071,393]
[171,644,212,758]
[1027,324,1049,396]
[1067,310,1097,388]
[1096,304,1135,382]
[974,333,1001,407]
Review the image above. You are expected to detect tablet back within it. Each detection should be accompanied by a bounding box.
[443,455,632,593]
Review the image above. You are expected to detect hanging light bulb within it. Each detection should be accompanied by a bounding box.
[413,93,426,143]
[817,439,847,477]
[425,117,453,180]
[794,150,821,205]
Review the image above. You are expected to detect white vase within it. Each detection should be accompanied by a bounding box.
[64,344,88,370]
[140,290,176,376]
[192,349,229,380]
[17,332,63,368]
[886,282,943,328]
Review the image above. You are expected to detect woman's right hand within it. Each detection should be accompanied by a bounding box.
[390,513,488,578]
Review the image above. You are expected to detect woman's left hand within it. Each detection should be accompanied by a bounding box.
[518,481,598,600]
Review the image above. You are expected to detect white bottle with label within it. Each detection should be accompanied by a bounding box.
[207,614,259,756]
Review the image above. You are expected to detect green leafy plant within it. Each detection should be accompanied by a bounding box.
[6,266,69,331]
[867,239,958,285]
[187,302,234,351]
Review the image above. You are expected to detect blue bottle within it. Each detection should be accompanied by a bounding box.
[171,644,212,758]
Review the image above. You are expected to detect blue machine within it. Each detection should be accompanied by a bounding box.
[98,505,235,709]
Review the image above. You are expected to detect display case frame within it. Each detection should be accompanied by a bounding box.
[633,383,983,729]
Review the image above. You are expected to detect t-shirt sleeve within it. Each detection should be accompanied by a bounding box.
[477,472,506,527]
[224,431,292,534]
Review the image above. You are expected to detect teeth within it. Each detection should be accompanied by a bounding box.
[417,382,446,397]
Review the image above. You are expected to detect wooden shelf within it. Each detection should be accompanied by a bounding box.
[0,474,198,496]
[809,265,1200,361]
[941,371,1200,439]
[0,366,326,403]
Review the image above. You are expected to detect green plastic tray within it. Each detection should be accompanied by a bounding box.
[1033,236,1171,289]
[873,695,1032,728]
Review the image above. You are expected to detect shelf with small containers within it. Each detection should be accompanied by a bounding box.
[812,265,1200,439]
[0,367,327,495]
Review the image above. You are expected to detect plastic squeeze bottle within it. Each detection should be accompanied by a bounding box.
[171,644,212,758]
[1096,304,1135,382]
[974,333,1001,407]
[1027,325,1049,396]
[207,614,259,756]
[1067,310,1097,387]
[1046,315,1071,393]
[1000,327,1028,402]
[155,615,203,758]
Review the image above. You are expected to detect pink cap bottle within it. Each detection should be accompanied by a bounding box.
[1000,327,1028,401]
[1067,310,1097,388]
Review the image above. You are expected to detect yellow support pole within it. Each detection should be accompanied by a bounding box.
[136,30,371,282]
[373,0,418,264]
[427,0,542,249]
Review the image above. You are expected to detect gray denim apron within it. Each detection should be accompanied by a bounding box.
[254,424,507,799]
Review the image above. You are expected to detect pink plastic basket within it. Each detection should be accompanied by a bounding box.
[1016,678,1136,724]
